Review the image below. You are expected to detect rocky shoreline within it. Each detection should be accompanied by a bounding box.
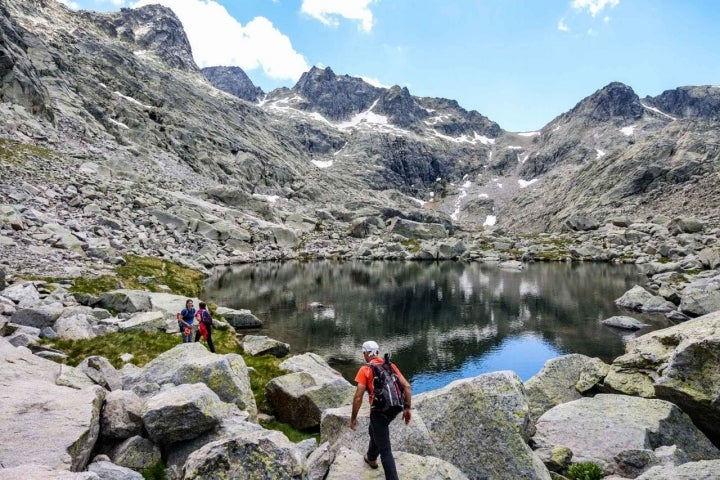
[2,274,720,479]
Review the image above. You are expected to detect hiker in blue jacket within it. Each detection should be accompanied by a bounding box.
[176,299,195,343]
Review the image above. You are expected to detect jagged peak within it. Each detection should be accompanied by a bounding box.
[645,85,720,121]
[559,81,643,125]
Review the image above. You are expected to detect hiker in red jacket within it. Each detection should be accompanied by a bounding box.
[349,340,412,480]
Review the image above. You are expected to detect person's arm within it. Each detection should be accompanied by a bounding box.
[349,382,367,431]
[398,373,412,424]
[177,310,188,327]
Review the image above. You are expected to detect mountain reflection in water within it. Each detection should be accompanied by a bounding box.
[205,261,671,394]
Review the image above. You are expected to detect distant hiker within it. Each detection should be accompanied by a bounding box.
[176,299,195,343]
[349,340,412,480]
[194,301,215,353]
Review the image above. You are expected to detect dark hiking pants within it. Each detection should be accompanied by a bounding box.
[367,410,399,480]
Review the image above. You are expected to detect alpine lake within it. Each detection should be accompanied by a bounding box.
[205,261,672,394]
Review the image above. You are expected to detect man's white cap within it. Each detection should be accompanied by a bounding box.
[362,340,379,354]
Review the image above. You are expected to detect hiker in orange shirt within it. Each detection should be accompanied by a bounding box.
[349,340,412,480]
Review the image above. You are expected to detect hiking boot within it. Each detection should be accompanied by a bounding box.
[364,454,379,469]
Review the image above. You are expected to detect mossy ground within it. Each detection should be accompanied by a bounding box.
[0,138,54,164]
[69,255,205,297]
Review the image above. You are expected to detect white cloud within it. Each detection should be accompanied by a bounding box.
[571,0,619,18]
[301,0,376,32]
[557,18,569,32]
[132,0,309,80]
[360,76,390,88]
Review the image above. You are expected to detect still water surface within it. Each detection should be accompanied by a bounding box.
[205,261,672,394]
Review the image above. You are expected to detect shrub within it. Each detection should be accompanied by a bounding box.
[566,461,604,480]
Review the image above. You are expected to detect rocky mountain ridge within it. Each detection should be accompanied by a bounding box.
[0,0,719,279]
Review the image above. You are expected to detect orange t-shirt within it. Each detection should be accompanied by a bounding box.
[355,356,403,405]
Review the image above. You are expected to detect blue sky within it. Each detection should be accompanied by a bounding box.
[60,0,720,132]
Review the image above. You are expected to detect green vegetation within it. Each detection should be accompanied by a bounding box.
[141,461,167,480]
[44,328,239,369]
[68,255,205,297]
[243,353,286,414]
[0,138,54,164]
[260,418,319,443]
[566,462,604,480]
[400,238,421,253]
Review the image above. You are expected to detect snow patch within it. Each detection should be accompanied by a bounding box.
[255,194,279,203]
[338,100,389,128]
[596,148,606,159]
[478,193,490,199]
[107,118,128,129]
[114,91,154,109]
[432,130,496,145]
[411,197,426,206]
[483,215,497,226]
[640,102,677,121]
[506,146,523,150]
[518,179,538,188]
[517,131,540,137]
[312,160,333,168]
[620,125,635,136]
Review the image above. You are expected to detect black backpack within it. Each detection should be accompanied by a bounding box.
[370,353,405,417]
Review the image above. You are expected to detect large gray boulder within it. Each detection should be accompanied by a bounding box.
[266,353,354,430]
[95,290,152,313]
[54,314,97,340]
[601,315,650,330]
[164,414,262,476]
[124,343,257,420]
[109,435,161,471]
[183,430,306,479]
[117,311,167,332]
[524,354,609,421]
[635,459,720,479]
[605,310,720,446]
[215,306,263,329]
[388,218,448,240]
[534,394,720,476]
[414,371,549,480]
[141,383,234,445]
[101,390,144,440]
[322,371,551,480]
[240,334,290,357]
[1,281,40,308]
[615,285,677,312]
[0,338,105,471]
[326,447,469,480]
[79,356,123,391]
[10,302,63,328]
[87,461,143,480]
[0,465,99,479]
[678,274,720,317]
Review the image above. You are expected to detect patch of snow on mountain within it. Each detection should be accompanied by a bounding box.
[517,131,540,137]
[519,153,530,164]
[507,146,523,150]
[312,160,333,168]
[337,100,389,129]
[432,130,495,145]
[478,193,489,199]
[255,194,279,203]
[411,197,426,206]
[107,118,129,129]
[424,113,451,125]
[620,125,635,136]
[640,102,677,121]
[596,149,606,159]
[483,215,497,226]
[518,179,538,188]
[451,181,472,221]
[133,50,148,57]
[334,144,347,156]
[114,91,154,109]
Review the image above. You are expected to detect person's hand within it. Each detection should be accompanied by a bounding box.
[349,418,357,431]
[403,408,411,424]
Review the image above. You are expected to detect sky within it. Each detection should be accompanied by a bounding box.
[59,0,720,132]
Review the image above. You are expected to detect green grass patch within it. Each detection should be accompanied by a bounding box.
[0,138,54,164]
[566,462,604,480]
[259,418,320,443]
[43,328,239,369]
[67,255,206,297]
[243,353,286,413]
[141,461,167,480]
